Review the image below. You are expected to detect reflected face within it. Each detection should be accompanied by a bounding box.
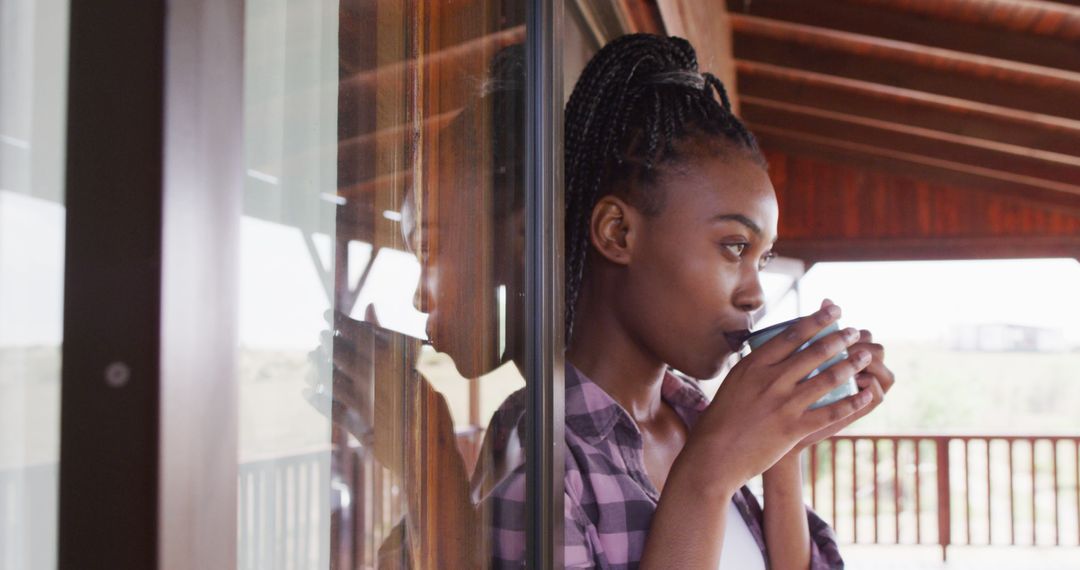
[611,151,778,379]
[403,179,525,379]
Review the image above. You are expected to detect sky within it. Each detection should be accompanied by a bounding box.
[797,259,1080,346]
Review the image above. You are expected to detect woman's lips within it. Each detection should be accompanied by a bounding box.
[723,329,751,352]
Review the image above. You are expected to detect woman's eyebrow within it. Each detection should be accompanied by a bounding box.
[710,213,762,236]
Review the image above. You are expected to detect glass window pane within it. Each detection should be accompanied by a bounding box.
[239,1,529,567]
[0,1,69,569]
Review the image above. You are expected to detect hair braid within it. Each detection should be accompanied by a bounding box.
[564,34,765,341]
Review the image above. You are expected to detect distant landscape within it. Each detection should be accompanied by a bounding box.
[3,340,1079,470]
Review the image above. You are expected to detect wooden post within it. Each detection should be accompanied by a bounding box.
[936,438,951,562]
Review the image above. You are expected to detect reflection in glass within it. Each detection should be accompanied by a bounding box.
[0,1,69,569]
[327,3,529,567]
[239,1,529,567]
[238,0,338,567]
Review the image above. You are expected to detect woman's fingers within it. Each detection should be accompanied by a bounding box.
[850,337,894,395]
[799,389,873,433]
[334,309,390,348]
[332,365,372,412]
[751,304,843,364]
[790,349,871,410]
[800,374,884,439]
[778,327,862,388]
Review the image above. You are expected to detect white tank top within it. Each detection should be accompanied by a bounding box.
[719,499,767,570]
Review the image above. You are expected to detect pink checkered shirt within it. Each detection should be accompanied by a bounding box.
[477,362,845,569]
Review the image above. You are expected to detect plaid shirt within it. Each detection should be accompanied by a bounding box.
[480,362,845,569]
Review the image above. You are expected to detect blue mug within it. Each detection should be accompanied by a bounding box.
[745,317,858,410]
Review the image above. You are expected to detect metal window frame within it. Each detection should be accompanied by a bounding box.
[59,0,244,568]
[59,0,563,567]
[525,0,566,568]
[59,1,167,567]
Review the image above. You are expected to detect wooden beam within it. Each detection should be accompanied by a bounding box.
[655,0,738,110]
[737,61,1080,158]
[336,109,462,187]
[731,14,1080,122]
[724,0,1080,73]
[754,129,1080,217]
[774,236,1080,263]
[568,0,663,46]
[568,0,626,46]
[615,0,665,34]
[741,97,1080,188]
[836,0,1080,35]
[338,25,526,138]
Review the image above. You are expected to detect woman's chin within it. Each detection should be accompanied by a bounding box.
[676,350,735,381]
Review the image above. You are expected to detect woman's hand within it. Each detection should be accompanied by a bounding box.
[789,326,895,454]
[671,303,875,496]
[642,303,874,569]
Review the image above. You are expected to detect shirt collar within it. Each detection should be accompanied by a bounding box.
[565,360,710,445]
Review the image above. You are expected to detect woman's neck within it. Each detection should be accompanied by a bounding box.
[566,285,669,424]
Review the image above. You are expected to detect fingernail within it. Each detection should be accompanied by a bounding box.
[821,298,833,308]
[826,304,841,319]
[857,390,872,406]
[844,327,860,342]
[855,350,871,365]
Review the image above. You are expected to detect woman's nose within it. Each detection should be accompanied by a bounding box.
[414,265,436,314]
[734,270,765,314]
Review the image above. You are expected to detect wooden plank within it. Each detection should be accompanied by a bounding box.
[754,129,1080,217]
[737,61,1080,158]
[987,441,993,545]
[894,440,901,544]
[615,0,665,34]
[936,439,952,562]
[834,0,1080,37]
[915,441,922,544]
[724,0,1080,73]
[742,97,1080,188]
[832,441,839,538]
[731,14,1080,122]
[337,25,526,139]
[773,236,1080,263]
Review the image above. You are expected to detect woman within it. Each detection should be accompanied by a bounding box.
[485,34,895,568]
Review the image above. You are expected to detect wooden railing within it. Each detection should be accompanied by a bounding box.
[807,435,1080,561]
[0,462,58,570]
[233,433,1080,566]
[237,448,332,570]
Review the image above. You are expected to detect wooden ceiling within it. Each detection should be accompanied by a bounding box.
[731,0,1080,262]
[336,1,1080,263]
[635,0,1080,262]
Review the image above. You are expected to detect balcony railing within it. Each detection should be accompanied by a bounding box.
[230,433,1080,567]
[7,433,1076,568]
[807,434,1080,561]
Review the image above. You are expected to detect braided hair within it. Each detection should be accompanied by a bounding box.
[564,33,765,340]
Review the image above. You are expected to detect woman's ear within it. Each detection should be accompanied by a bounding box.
[588,195,639,265]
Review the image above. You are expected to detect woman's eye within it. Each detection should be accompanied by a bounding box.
[723,243,747,257]
[759,251,776,270]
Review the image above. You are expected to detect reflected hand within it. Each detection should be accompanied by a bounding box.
[304,305,388,447]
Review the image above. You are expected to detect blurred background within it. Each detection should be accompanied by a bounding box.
[3,0,1079,568]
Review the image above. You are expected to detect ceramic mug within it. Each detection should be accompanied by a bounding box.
[745,317,859,410]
